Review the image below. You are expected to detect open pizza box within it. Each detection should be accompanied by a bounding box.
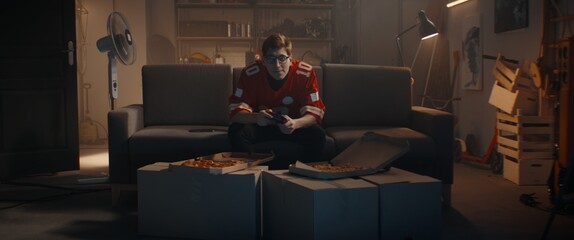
[289,132,410,179]
[169,152,274,175]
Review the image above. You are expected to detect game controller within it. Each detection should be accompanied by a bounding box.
[268,111,287,124]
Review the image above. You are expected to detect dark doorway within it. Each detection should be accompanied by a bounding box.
[0,0,79,179]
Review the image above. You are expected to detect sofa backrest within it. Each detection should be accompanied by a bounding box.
[232,67,243,89]
[321,64,412,127]
[142,64,232,126]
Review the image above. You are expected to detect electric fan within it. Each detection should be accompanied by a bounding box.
[96,11,136,109]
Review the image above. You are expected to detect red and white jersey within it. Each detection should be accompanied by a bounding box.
[229,59,325,123]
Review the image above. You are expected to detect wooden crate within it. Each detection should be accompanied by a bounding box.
[496,111,554,160]
[503,156,553,185]
[489,82,538,115]
[491,53,537,92]
[488,54,539,115]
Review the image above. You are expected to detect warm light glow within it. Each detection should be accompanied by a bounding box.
[447,0,469,8]
[421,32,438,40]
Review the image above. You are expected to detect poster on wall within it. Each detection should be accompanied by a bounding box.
[462,15,482,91]
[494,0,528,33]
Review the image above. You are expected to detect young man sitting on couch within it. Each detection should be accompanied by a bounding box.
[227,33,326,169]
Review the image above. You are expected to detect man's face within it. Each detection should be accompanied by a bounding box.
[263,48,291,80]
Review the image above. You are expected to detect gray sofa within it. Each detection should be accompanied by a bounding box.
[108,63,454,203]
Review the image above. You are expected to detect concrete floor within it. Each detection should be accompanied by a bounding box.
[0,148,572,240]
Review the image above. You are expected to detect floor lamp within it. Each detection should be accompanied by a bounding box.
[396,10,439,105]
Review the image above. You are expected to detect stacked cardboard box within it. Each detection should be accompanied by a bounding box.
[488,54,554,185]
[262,170,379,240]
[262,168,442,240]
[360,168,442,240]
[137,143,443,240]
[138,162,266,240]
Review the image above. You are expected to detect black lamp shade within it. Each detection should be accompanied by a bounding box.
[418,10,438,39]
[396,10,439,67]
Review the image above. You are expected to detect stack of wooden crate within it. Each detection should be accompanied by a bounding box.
[488,54,554,185]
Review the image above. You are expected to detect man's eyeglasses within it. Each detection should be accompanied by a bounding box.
[263,55,290,64]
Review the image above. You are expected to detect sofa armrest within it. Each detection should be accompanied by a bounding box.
[108,104,144,184]
[410,106,454,184]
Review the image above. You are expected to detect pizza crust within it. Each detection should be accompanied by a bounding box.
[182,159,246,168]
[308,163,365,172]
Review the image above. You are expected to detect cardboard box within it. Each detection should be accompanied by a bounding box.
[262,170,379,240]
[503,157,553,186]
[289,132,409,179]
[360,168,442,240]
[138,162,266,240]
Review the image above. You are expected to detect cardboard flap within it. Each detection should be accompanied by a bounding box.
[331,132,410,170]
[288,132,409,179]
[294,161,322,171]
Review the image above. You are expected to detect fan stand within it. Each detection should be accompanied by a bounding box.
[80,52,120,184]
[77,53,118,184]
[107,51,119,110]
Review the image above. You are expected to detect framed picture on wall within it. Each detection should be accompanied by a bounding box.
[494,0,528,33]
[461,15,482,91]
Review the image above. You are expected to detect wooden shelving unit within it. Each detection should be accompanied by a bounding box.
[174,0,336,68]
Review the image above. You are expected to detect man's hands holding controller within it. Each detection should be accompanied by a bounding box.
[257,110,297,134]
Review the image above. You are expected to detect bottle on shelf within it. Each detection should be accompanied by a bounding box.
[215,54,225,64]
[247,22,251,37]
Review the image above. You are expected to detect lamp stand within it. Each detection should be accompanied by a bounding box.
[421,36,439,106]
[396,37,405,67]
[396,23,419,67]
[409,41,423,104]
[410,38,423,70]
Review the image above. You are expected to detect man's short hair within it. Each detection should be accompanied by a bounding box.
[262,33,292,56]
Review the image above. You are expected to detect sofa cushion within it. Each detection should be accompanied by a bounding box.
[321,64,412,127]
[142,64,232,126]
[325,126,435,175]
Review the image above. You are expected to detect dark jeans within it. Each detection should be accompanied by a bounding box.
[228,123,326,169]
